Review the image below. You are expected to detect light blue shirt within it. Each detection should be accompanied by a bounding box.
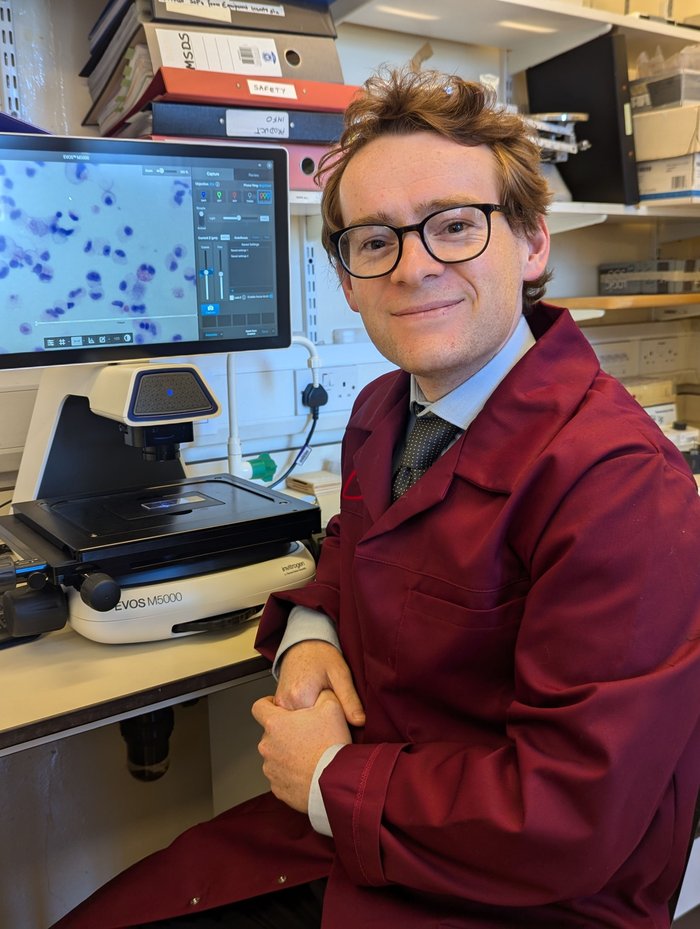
[274,315,535,836]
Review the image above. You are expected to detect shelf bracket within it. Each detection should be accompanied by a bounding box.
[0,1,18,117]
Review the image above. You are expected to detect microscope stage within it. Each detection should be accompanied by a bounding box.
[12,474,321,566]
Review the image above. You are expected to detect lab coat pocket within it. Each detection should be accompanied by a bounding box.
[394,587,524,721]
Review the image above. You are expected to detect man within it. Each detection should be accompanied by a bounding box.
[54,68,700,929]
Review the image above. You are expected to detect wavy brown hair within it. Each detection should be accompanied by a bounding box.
[317,67,553,307]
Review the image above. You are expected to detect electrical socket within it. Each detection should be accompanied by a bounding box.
[638,336,683,375]
[294,365,360,414]
[592,340,639,378]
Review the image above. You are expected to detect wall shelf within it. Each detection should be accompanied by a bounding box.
[331,0,700,72]
[557,293,700,311]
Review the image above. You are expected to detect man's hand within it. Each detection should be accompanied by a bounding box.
[275,640,366,728]
[252,689,351,812]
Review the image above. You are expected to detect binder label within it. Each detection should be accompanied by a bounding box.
[162,1,286,21]
[225,108,290,138]
[247,79,298,101]
[163,1,231,22]
[156,28,283,76]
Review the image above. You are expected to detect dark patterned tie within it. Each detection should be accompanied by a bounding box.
[392,410,460,501]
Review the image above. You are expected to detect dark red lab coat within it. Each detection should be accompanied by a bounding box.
[53,304,700,929]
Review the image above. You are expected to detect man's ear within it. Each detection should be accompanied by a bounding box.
[523,215,551,282]
[340,270,361,314]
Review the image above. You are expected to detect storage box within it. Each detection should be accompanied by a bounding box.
[662,422,700,452]
[598,259,700,294]
[637,152,700,203]
[583,1,668,13]
[644,402,678,428]
[633,104,700,161]
[630,70,700,112]
[621,377,676,407]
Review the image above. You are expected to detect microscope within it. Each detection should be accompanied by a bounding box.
[1,362,319,645]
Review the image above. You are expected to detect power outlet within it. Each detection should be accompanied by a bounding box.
[638,337,683,375]
[592,340,639,378]
[295,365,361,414]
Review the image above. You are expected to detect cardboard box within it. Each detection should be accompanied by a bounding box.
[633,104,700,161]
[584,0,667,12]
[631,70,700,112]
[677,392,700,424]
[637,152,700,203]
[621,377,676,407]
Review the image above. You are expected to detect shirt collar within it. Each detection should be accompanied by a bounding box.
[410,314,535,431]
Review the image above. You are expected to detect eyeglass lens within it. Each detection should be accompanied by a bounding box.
[337,205,493,278]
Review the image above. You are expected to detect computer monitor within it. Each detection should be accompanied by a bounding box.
[0,133,290,370]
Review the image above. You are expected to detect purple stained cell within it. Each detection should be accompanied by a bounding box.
[89,291,103,300]
[172,287,184,298]
[136,263,156,282]
[51,225,75,240]
[86,270,102,282]
[28,217,49,235]
[19,323,31,334]
[66,163,89,184]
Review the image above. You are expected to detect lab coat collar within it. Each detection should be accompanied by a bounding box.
[347,303,600,522]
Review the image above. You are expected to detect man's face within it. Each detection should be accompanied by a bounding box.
[337,132,550,401]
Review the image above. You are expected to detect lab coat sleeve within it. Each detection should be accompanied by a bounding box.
[317,450,700,907]
[255,515,342,662]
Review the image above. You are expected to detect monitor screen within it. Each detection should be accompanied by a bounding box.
[0,133,290,369]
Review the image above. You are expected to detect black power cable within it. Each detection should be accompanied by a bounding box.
[270,383,328,489]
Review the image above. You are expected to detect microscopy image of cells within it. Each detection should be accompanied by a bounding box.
[0,160,198,354]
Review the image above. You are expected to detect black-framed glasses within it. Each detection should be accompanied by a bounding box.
[330,203,507,280]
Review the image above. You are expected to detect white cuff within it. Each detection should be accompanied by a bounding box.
[272,606,341,679]
[308,743,344,837]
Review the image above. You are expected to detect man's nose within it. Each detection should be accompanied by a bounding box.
[390,230,444,283]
